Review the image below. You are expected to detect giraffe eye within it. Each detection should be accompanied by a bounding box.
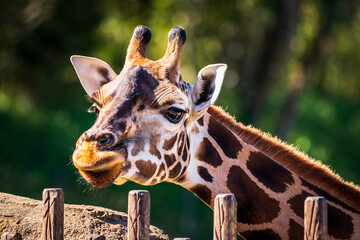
[165,107,185,123]
[88,105,100,115]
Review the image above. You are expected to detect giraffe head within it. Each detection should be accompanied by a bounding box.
[71,26,227,188]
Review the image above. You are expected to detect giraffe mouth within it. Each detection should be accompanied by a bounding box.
[72,145,127,188]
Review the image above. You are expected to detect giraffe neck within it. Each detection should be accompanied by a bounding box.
[175,106,360,240]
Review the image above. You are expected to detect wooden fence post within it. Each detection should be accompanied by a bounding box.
[213,194,237,240]
[42,188,64,240]
[127,190,150,240]
[304,196,327,240]
[1,232,22,240]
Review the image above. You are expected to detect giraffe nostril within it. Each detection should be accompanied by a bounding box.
[97,133,115,147]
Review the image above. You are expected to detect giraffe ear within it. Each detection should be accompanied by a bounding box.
[191,64,227,113]
[70,55,118,96]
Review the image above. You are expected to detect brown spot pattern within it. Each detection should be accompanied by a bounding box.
[185,133,190,147]
[181,134,189,162]
[328,205,354,239]
[160,173,166,181]
[164,154,176,168]
[121,161,131,175]
[196,138,223,167]
[241,229,281,240]
[149,138,161,160]
[197,166,213,182]
[169,162,182,179]
[247,151,294,193]
[288,191,312,218]
[208,117,242,159]
[197,116,204,126]
[156,163,165,178]
[176,174,186,183]
[131,140,145,156]
[227,165,280,224]
[189,184,212,205]
[177,132,185,156]
[149,179,158,185]
[288,219,303,240]
[135,160,157,179]
[163,134,178,151]
[178,164,187,181]
[182,144,188,162]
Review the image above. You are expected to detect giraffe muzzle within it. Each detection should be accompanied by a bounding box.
[72,138,127,188]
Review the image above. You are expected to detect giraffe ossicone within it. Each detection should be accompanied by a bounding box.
[71,26,360,239]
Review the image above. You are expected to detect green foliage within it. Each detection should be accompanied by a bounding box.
[1,0,360,239]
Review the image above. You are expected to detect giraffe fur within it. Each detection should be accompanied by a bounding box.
[71,25,360,239]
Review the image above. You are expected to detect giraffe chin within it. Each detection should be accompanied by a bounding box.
[78,163,123,188]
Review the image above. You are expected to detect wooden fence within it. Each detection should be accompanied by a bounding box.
[0,188,328,240]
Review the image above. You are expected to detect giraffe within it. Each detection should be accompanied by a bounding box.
[71,25,360,239]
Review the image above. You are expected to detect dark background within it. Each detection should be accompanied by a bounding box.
[1,0,360,239]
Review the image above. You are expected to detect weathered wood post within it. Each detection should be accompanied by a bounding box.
[304,196,328,240]
[213,194,237,240]
[127,190,150,240]
[42,188,64,240]
[0,232,22,240]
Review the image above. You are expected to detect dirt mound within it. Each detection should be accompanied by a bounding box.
[0,192,170,240]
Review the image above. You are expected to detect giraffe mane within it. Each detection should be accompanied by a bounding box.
[207,105,360,212]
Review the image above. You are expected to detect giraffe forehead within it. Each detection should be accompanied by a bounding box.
[101,65,187,112]
[154,80,188,106]
[117,65,160,100]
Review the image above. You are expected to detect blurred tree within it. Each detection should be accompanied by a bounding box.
[0,0,359,239]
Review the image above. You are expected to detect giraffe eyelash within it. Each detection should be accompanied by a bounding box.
[87,89,107,107]
[87,104,100,115]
